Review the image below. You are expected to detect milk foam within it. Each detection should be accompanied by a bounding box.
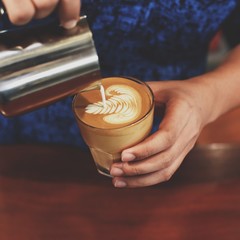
[100,84,106,108]
[85,85,141,124]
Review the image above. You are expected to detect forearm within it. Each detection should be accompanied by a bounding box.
[193,44,240,123]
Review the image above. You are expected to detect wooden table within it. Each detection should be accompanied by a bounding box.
[0,144,239,240]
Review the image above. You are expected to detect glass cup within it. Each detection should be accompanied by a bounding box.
[72,77,154,177]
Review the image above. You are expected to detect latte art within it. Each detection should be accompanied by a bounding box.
[85,85,141,124]
[73,77,152,130]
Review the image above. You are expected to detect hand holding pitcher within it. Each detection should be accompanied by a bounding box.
[0,0,81,29]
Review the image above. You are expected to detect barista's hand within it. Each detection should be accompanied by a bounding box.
[2,0,81,29]
[110,78,217,187]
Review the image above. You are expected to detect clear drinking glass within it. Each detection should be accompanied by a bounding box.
[72,77,154,177]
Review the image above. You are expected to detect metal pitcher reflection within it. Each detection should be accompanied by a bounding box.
[0,15,101,117]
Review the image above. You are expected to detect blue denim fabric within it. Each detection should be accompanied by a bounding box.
[0,0,238,146]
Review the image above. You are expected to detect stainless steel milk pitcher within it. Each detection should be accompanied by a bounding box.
[0,11,101,116]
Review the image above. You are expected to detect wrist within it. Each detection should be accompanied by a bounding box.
[191,63,240,125]
[188,45,240,124]
[189,75,220,126]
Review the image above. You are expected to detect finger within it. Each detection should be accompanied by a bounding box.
[2,0,35,25]
[146,81,162,96]
[113,141,195,188]
[147,81,173,97]
[121,131,171,162]
[111,152,171,177]
[31,0,58,19]
[112,129,197,177]
[121,99,192,162]
[58,0,81,29]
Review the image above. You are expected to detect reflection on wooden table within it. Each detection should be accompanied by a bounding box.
[0,144,240,240]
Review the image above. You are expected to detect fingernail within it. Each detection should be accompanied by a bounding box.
[110,167,124,176]
[114,180,127,188]
[62,20,78,29]
[122,152,135,162]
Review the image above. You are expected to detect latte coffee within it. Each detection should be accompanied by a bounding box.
[73,77,154,177]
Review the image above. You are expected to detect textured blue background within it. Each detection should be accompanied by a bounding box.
[0,0,239,147]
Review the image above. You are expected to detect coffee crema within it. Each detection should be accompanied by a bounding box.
[74,77,152,129]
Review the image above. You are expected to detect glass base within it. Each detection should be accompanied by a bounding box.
[96,164,112,178]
